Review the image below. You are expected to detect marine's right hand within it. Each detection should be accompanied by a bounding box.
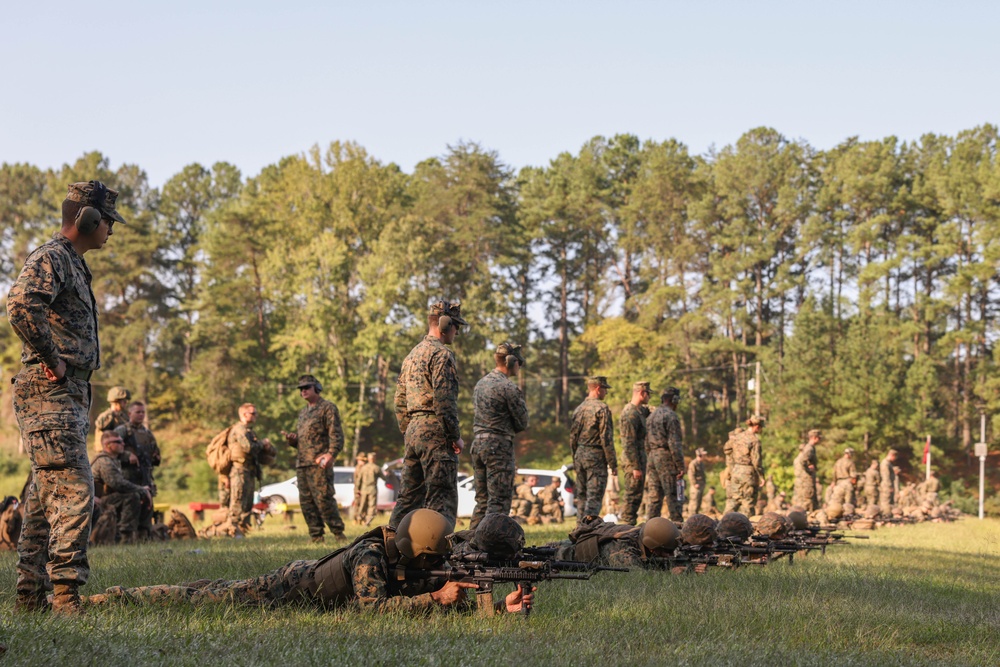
[43,359,66,383]
[431,580,477,606]
[282,430,298,443]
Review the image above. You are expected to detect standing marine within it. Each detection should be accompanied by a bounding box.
[93,386,130,451]
[723,415,765,515]
[284,374,346,543]
[792,429,820,511]
[389,301,467,529]
[686,448,708,518]
[115,400,161,538]
[226,403,264,532]
[645,387,685,522]
[7,180,125,614]
[469,342,528,529]
[569,376,617,522]
[879,449,899,510]
[617,381,650,525]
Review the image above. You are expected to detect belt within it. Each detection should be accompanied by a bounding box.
[409,411,436,418]
[25,362,93,381]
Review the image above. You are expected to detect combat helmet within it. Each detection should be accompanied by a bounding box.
[717,512,753,542]
[395,509,453,559]
[755,512,789,539]
[785,510,808,531]
[470,513,525,559]
[107,386,130,403]
[639,517,679,554]
[680,514,717,546]
[826,502,844,521]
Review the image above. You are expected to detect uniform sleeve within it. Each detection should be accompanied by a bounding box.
[230,426,252,461]
[569,407,583,453]
[507,383,529,434]
[751,437,764,478]
[620,410,640,472]
[150,432,161,466]
[351,549,438,613]
[95,411,114,431]
[115,424,137,458]
[95,458,144,494]
[325,402,345,457]
[394,366,409,434]
[668,414,684,473]
[6,250,63,369]
[430,350,461,443]
[600,406,617,472]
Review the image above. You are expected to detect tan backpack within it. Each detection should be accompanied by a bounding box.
[206,427,234,475]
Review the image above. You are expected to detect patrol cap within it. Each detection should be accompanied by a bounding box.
[430,300,468,326]
[746,415,766,427]
[632,381,650,393]
[661,386,681,402]
[66,181,126,224]
[107,386,130,402]
[808,429,822,439]
[496,342,525,367]
[844,447,855,455]
[586,376,612,389]
[297,374,323,392]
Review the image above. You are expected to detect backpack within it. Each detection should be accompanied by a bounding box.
[207,427,234,475]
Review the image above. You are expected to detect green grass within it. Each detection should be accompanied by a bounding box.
[1,516,998,666]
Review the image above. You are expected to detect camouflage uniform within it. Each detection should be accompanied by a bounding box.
[511,481,541,520]
[294,397,346,539]
[645,404,684,521]
[831,454,858,505]
[8,231,104,601]
[879,456,897,509]
[536,483,564,522]
[355,461,384,525]
[792,441,819,510]
[390,334,462,529]
[699,488,718,517]
[91,451,145,539]
[93,406,127,452]
[686,456,706,518]
[115,421,160,536]
[217,474,231,507]
[469,369,528,529]
[570,395,617,519]
[618,402,648,525]
[98,526,446,612]
[723,430,764,515]
[550,521,646,568]
[227,422,262,530]
[862,464,881,507]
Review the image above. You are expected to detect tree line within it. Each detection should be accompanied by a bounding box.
[2,126,998,505]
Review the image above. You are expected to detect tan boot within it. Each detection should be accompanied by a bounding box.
[51,584,83,616]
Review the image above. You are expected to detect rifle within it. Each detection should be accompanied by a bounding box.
[408,558,624,617]
[453,549,628,574]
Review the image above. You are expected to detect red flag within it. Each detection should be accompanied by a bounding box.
[922,436,930,464]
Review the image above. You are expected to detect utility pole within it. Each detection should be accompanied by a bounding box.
[975,413,988,521]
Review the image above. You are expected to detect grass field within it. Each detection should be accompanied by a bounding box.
[0,515,998,666]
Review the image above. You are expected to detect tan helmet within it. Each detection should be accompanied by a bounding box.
[640,517,680,553]
[107,386,130,403]
[394,509,454,559]
[786,510,808,531]
[826,502,844,520]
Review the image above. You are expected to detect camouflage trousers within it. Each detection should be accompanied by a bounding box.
[11,367,95,593]
[540,502,564,523]
[469,434,515,530]
[512,498,541,520]
[218,474,230,507]
[228,465,257,530]
[792,474,818,511]
[356,489,378,524]
[724,464,759,515]
[645,449,682,522]
[105,558,315,607]
[101,491,140,536]
[862,484,878,507]
[878,486,895,510]
[573,446,609,520]
[619,470,645,525]
[297,465,345,538]
[389,417,458,529]
[831,480,855,506]
[687,483,705,518]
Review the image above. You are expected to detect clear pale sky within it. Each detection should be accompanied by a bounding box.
[2,1,996,188]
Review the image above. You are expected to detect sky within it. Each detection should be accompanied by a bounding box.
[1,1,997,188]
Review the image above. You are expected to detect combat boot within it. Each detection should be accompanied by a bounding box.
[331,532,349,543]
[310,535,325,544]
[51,583,83,616]
[13,592,50,613]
